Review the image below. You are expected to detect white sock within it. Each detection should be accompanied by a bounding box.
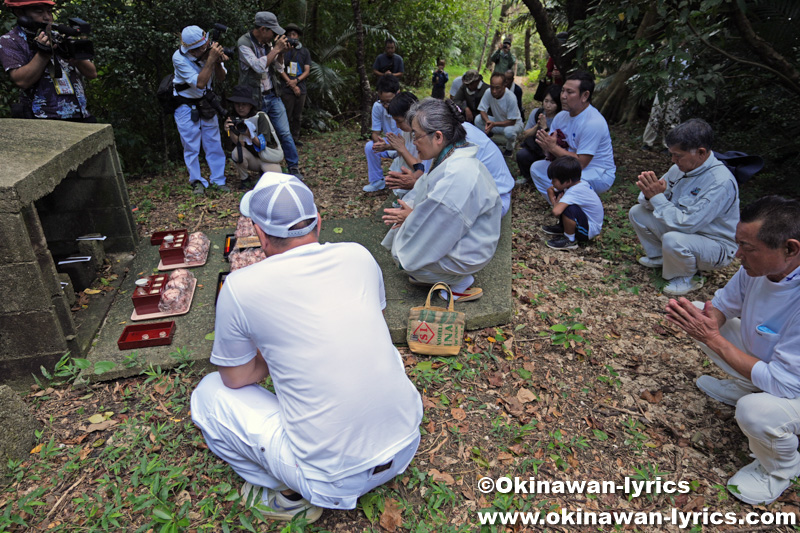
[440,276,474,301]
[564,233,576,242]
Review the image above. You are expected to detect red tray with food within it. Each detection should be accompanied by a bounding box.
[151,230,185,246]
[117,321,175,350]
[131,273,169,315]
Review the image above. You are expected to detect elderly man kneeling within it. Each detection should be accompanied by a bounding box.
[381,98,502,302]
[666,196,800,505]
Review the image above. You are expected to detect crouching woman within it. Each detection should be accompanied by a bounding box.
[381,98,502,302]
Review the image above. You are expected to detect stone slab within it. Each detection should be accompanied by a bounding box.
[84,211,512,382]
[0,119,115,213]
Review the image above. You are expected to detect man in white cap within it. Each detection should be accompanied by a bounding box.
[237,12,302,179]
[172,25,229,194]
[191,173,422,523]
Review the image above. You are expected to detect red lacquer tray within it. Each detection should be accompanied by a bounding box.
[117,321,175,350]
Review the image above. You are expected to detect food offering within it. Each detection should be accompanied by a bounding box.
[226,217,266,270]
[131,269,197,321]
[157,231,211,270]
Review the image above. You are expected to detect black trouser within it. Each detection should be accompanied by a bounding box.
[515,143,545,178]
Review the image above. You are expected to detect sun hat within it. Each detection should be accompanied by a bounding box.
[283,23,303,36]
[241,172,318,238]
[228,85,258,107]
[180,25,207,54]
[462,70,481,85]
[255,11,284,35]
[4,0,55,7]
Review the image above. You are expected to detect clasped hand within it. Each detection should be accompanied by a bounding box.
[636,171,667,200]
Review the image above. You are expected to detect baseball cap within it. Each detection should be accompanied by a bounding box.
[503,38,512,45]
[255,11,284,35]
[241,172,318,238]
[180,26,207,54]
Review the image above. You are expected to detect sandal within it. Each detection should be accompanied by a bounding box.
[441,287,483,302]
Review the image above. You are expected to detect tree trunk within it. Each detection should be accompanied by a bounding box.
[485,1,513,71]
[520,0,568,73]
[593,4,659,124]
[730,1,800,96]
[524,26,532,74]
[477,0,496,71]
[351,0,372,136]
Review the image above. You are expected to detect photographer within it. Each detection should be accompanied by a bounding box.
[172,25,229,195]
[224,85,283,189]
[237,11,301,179]
[279,23,310,146]
[0,0,96,121]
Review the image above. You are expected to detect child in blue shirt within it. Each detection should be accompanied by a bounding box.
[541,156,605,250]
[431,60,449,99]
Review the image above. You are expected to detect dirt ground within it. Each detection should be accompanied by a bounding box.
[9,117,800,532]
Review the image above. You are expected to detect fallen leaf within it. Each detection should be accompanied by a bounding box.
[497,452,514,463]
[516,388,536,404]
[204,332,215,341]
[429,469,455,485]
[87,414,106,424]
[379,498,402,532]
[640,389,663,404]
[30,444,43,454]
[487,372,503,388]
[84,288,101,295]
[451,407,466,421]
[83,420,118,433]
[333,227,344,234]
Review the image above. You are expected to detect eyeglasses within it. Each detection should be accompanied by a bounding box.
[412,131,434,142]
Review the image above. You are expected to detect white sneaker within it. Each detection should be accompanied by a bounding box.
[362,179,385,192]
[728,459,797,505]
[240,482,323,523]
[696,375,759,406]
[638,256,663,268]
[663,275,703,295]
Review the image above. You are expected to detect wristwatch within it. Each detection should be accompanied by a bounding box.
[412,163,425,173]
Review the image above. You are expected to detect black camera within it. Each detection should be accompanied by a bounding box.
[228,117,248,135]
[209,23,235,58]
[18,16,94,61]
[286,37,299,48]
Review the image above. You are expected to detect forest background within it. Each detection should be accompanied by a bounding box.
[1,0,798,179]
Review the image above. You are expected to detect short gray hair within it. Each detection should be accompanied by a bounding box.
[406,98,466,145]
[666,118,714,151]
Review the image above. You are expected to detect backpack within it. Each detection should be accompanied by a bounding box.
[713,151,765,185]
[156,74,190,114]
[157,74,177,114]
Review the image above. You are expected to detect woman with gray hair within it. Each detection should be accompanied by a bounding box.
[381,98,502,302]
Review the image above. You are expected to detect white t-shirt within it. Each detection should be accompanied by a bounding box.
[212,242,422,481]
[449,76,463,97]
[549,105,616,174]
[478,89,522,126]
[559,180,604,239]
[477,87,522,126]
[371,101,400,135]
[712,265,800,398]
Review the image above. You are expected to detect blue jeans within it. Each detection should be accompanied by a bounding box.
[262,93,298,168]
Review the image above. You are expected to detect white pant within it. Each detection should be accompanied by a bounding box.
[695,311,800,480]
[531,159,615,201]
[628,204,733,279]
[474,115,522,151]
[174,104,227,187]
[230,146,281,181]
[190,372,420,509]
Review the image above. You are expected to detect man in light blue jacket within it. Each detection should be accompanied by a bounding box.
[629,119,739,295]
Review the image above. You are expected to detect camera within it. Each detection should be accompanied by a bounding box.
[228,117,248,135]
[18,16,94,61]
[286,37,299,48]
[208,23,235,58]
